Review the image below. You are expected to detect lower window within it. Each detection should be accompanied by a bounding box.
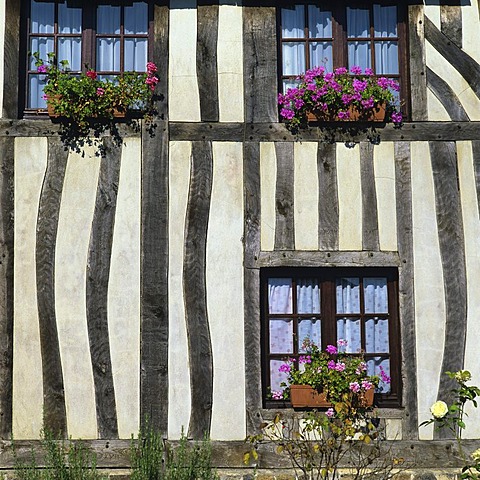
[261,267,401,408]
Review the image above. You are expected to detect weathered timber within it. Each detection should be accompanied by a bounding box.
[429,142,467,439]
[197,3,219,122]
[5,122,480,142]
[3,0,20,118]
[425,16,480,101]
[394,142,418,440]
[274,143,295,250]
[183,141,214,439]
[168,122,480,142]
[86,138,121,439]
[0,138,14,438]
[152,4,169,120]
[440,5,462,49]
[2,439,480,470]
[317,143,339,251]
[473,141,480,221]
[243,6,278,122]
[255,251,401,269]
[243,142,263,435]
[426,67,470,121]
[360,142,380,251]
[35,137,68,436]
[140,122,169,436]
[408,5,428,121]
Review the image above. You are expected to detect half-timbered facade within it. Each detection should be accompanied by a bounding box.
[1,0,480,474]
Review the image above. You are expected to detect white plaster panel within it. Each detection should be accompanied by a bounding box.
[385,418,402,440]
[426,41,480,121]
[218,3,244,122]
[13,138,47,439]
[336,144,362,250]
[373,143,397,251]
[410,142,445,440]
[55,146,99,439]
[0,0,5,118]
[108,139,141,439]
[462,0,480,64]
[260,142,276,251]
[294,142,318,250]
[457,141,480,438]
[208,142,245,440]
[424,5,441,30]
[427,89,451,122]
[168,1,201,122]
[168,141,192,438]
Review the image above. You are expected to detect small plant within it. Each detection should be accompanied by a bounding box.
[273,338,386,407]
[278,65,403,130]
[421,370,480,479]
[32,52,159,155]
[130,424,218,480]
[245,409,405,480]
[13,428,106,480]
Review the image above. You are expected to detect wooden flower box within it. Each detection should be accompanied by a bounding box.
[306,103,386,123]
[289,385,374,408]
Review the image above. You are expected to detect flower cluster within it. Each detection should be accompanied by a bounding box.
[275,338,383,404]
[33,52,158,135]
[278,66,403,128]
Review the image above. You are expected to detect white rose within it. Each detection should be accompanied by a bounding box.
[430,400,449,419]
[471,448,480,461]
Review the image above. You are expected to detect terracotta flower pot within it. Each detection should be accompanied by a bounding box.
[289,385,374,408]
[307,103,386,123]
[46,95,61,118]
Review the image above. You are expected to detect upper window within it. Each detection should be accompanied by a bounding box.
[279,1,408,113]
[24,0,152,112]
[261,267,401,408]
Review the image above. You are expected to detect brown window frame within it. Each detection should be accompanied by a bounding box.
[21,0,154,116]
[261,267,402,409]
[277,0,410,120]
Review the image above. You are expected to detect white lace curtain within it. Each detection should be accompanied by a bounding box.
[268,277,391,393]
[29,0,148,108]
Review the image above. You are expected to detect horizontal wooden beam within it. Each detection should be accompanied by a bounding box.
[0,438,477,469]
[2,121,480,142]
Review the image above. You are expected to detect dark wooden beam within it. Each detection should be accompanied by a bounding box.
[0,138,14,438]
[440,5,462,49]
[86,138,121,439]
[152,4,169,120]
[35,137,68,437]
[183,141,214,439]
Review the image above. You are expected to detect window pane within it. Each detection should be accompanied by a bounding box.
[337,318,361,352]
[269,319,293,354]
[58,37,82,71]
[308,6,332,38]
[125,39,148,71]
[28,74,47,108]
[298,318,321,351]
[367,357,391,393]
[30,0,54,34]
[125,2,148,34]
[336,277,360,314]
[365,318,389,353]
[348,42,371,70]
[375,41,399,74]
[29,37,55,69]
[283,79,300,93]
[282,5,305,38]
[97,39,121,71]
[374,4,397,38]
[282,43,305,76]
[58,3,82,34]
[347,7,370,38]
[364,277,388,313]
[268,278,292,314]
[309,43,333,71]
[297,278,320,314]
[270,359,289,392]
[97,5,121,34]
